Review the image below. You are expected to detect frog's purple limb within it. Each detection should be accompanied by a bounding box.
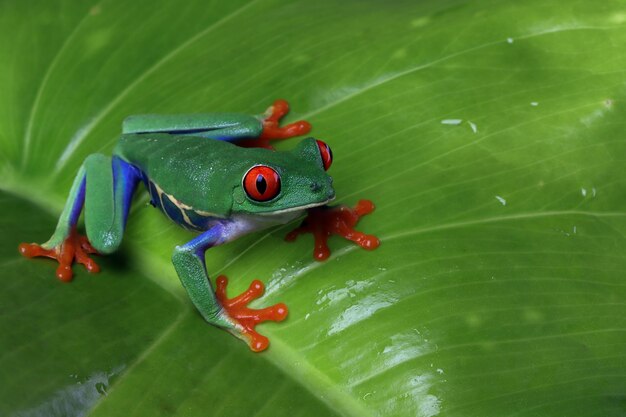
[19,155,141,281]
[77,155,141,254]
[172,223,288,351]
[110,156,141,231]
[173,225,230,323]
[67,176,85,226]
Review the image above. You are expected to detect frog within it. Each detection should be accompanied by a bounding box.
[19,100,379,352]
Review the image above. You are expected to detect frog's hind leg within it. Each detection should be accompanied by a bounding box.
[19,155,140,281]
[122,113,264,142]
[122,100,311,149]
[82,155,141,254]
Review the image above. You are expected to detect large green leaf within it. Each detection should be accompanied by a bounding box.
[2,0,626,416]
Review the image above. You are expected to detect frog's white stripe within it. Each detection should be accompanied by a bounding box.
[148,178,333,230]
[152,181,219,217]
[149,180,223,230]
[255,198,334,215]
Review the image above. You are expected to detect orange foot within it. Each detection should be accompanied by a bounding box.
[239,99,311,149]
[286,199,380,261]
[216,275,288,352]
[18,229,100,282]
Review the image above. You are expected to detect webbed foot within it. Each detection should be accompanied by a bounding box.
[286,199,380,261]
[18,229,100,282]
[240,99,311,149]
[216,275,288,352]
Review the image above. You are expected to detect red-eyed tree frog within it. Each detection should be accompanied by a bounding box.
[19,100,379,352]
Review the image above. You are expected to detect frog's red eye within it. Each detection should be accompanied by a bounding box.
[243,165,281,202]
[315,140,333,171]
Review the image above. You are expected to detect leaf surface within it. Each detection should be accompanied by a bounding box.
[1,0,626,416]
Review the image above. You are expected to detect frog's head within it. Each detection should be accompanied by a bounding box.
[231,138,335,215]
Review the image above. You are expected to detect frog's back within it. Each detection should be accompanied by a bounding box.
[115,133,248,217]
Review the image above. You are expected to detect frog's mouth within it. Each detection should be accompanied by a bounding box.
[257,195,335,216]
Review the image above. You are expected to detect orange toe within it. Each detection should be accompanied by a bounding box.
[216,275,288,352]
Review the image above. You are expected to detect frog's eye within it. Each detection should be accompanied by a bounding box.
[243,165,281,202]
[316,140,333,171]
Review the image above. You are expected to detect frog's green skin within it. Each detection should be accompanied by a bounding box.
[39,111,334,347]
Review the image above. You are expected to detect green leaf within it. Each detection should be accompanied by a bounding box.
[2,0,626,416]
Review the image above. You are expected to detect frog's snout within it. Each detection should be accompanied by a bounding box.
[309,180,335,201]
[310,182,322,192]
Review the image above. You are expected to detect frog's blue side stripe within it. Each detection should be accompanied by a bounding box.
[161,193,186,227]
[137,167,216,232]
[161,193,217,231]
[138,170,161,210]
[146,179,161,209]
[185,209,213,230]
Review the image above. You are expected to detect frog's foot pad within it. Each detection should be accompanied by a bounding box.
[18,229,100,282]
[241,99,311,149]
[216,275,288,352]
[285,199,380,261]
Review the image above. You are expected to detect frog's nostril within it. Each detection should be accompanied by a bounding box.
[310,182,322,192]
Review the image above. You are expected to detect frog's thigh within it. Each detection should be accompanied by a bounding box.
[83,154,140,254]
[123,113,262,140]
[190,115,262,141]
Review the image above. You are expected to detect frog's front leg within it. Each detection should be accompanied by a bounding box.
[286,199,380,261]
[19,155,140,281]
[173,225,287,352]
